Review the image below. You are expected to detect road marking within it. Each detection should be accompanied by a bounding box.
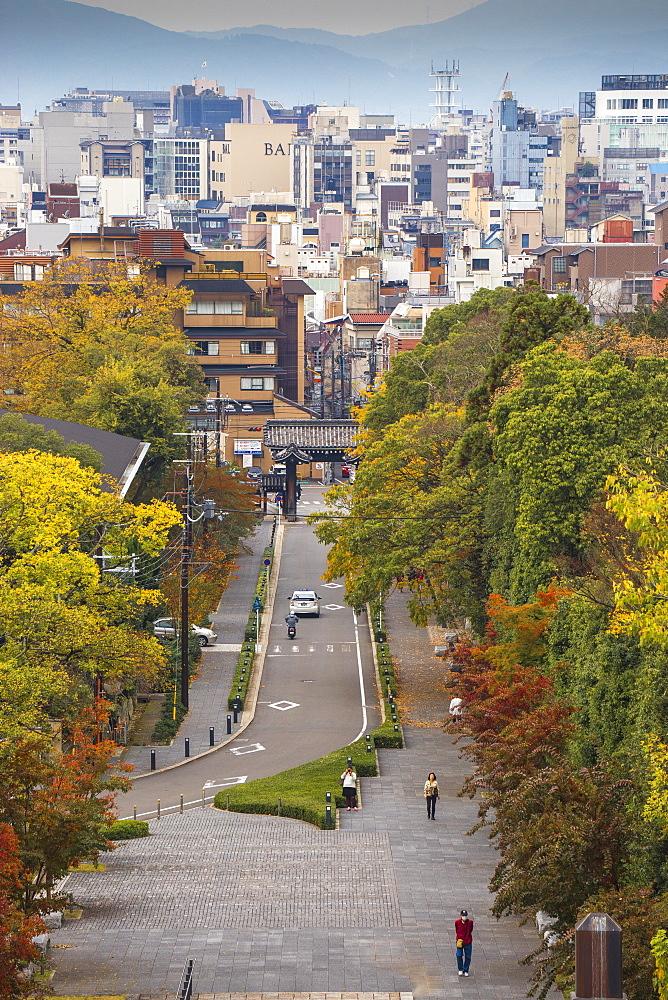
[118,776,248,820]
[214,643,243,652]
[292,644,300,652]
[324,603,345,610]
[327,644,334,652]
[230,743,265,756]
[342,644,350,652]
[322,582,344,588]
[353,611,368,742]
[202,776,247,789]
[268,700,300,711]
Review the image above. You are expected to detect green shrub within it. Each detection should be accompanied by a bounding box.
[151,694,187,743]
[106,819,150,840]
[227,545,274,709]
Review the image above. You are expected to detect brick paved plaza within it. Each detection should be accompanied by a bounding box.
[51,727,538,999]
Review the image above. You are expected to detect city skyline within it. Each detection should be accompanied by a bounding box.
[64,0,485,34]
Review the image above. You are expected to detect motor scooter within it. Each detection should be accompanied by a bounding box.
[285,615,298,639]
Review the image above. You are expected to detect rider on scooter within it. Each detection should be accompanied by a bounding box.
[285,612,298,636]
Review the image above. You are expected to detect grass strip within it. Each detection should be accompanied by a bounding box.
[214,736,377,829]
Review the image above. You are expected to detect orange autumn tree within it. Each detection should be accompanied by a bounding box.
[0,824,43,997]
[0,700,131,913]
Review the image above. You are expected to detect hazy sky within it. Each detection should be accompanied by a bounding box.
[69,0,485,34]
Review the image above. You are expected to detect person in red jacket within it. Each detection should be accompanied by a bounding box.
[455,909,473,976]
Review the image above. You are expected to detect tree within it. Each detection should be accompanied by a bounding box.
[0,450,181,717]
[0,412,102,469]
[0,824,43,997]
[0,701,131,912]
[0,259,204,492]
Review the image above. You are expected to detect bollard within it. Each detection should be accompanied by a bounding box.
[133,805,137,821]
[325,804,332,828]
[366,741,373,752]
[202,788,205,808]
[392,714,397,722]
[226,794,230,810]
[574,912,623,999]
[185,737,190,758]
[209,726,215,746]
[325,791,331,803]
[394,724,399,732]
[157,799,161,820]
[150,748,156,770]
[233,704,239,724]
[347,755,352,767]
[180,794,184,814]
[227,714,232,734]
[277,797,281,816]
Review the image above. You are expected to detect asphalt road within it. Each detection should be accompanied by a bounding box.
[117,486,381,820]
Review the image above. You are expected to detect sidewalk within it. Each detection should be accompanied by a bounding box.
[52,591,543,999]
[121,517,274,772]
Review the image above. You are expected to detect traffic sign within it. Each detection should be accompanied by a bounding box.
[263,558,271,566]
[253,597,262,610]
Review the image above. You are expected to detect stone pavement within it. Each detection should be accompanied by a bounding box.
[50,575,546,999]
[121,518,273,772]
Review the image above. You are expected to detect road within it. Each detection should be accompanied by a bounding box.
[117,486,381,819]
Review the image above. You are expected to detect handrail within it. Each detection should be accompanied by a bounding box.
[178,958,195,1000]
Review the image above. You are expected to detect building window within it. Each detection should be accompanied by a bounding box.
[187,341,219,355]
[552,256,567,273]
[471,258,489,271]
[643,98,654,109]
[185,300,244,315]
[255,212,267,222]
[356,151,361,166]
[607,100,617,110]
[240,377,275,391]
[489,209,501,218]
[521,233,530,249]
[428,256,441,266]
[241,340,275,355]
[365,150,375,167]
[620,99,638,110]
[659,99,668,110]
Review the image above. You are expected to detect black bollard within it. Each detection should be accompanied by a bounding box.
[209,726,215,747]
[185,737,190,758]
[326,791,331,803]
[233,704,238,724]
[150,748,156,771]
[347,755,352,767]
[574,913,623,999]
[227,714,232,734]
[325,804,332,828]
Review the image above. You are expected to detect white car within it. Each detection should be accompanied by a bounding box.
[289,589,321,617]
[152,617,218,647]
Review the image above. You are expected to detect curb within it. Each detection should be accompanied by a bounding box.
[131,520,285,780]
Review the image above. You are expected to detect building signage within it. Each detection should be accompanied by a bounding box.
[234,439,263,454]
[265,143,291,156]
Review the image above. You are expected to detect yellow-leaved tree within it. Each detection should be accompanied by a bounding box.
[0,450,181,736]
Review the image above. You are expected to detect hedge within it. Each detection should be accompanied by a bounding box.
[227,544,273,710]
[106,819,150,840]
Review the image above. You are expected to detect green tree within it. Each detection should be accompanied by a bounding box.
[0,412,102,469]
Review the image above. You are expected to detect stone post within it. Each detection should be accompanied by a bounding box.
[573,913,623,999]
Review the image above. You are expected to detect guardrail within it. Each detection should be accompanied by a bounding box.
[178,957,195,1000]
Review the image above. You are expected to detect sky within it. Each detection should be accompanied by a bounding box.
[68,0,485,34]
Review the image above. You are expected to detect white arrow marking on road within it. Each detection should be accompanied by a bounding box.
[203,776,248,789]
[230,743,265,756]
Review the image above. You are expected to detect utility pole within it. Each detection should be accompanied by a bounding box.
[215,378,222,468]
[338,323,346,417]
[180,438,193,710]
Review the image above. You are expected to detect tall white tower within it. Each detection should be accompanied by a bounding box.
[429,61,462,128]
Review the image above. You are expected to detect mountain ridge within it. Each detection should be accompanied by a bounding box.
[3,0,667,122]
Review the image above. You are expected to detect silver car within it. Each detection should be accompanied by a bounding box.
[152,617,218,647]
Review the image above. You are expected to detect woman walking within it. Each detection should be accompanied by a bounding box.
[423,772,439,819]
[340,764,358,811]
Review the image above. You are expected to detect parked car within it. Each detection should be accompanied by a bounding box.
[246,466,263,481]
[288,589,321,617]
[152,617,218,647]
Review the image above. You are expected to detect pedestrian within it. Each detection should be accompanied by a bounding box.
[423,772,439,819]
[449,696,463,722]
[340,764,358,811]
[455,909,473,977]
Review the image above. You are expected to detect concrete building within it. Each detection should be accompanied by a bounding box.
[210,124,295,203]
[25,101,135,188]
[543,118,581,238]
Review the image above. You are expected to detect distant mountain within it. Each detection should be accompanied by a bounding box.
[3,0,668,122]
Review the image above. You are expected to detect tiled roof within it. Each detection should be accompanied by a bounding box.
[263,419,358,451]
[348,313,392,324]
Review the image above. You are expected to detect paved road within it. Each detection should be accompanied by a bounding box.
[116,488,381,820]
